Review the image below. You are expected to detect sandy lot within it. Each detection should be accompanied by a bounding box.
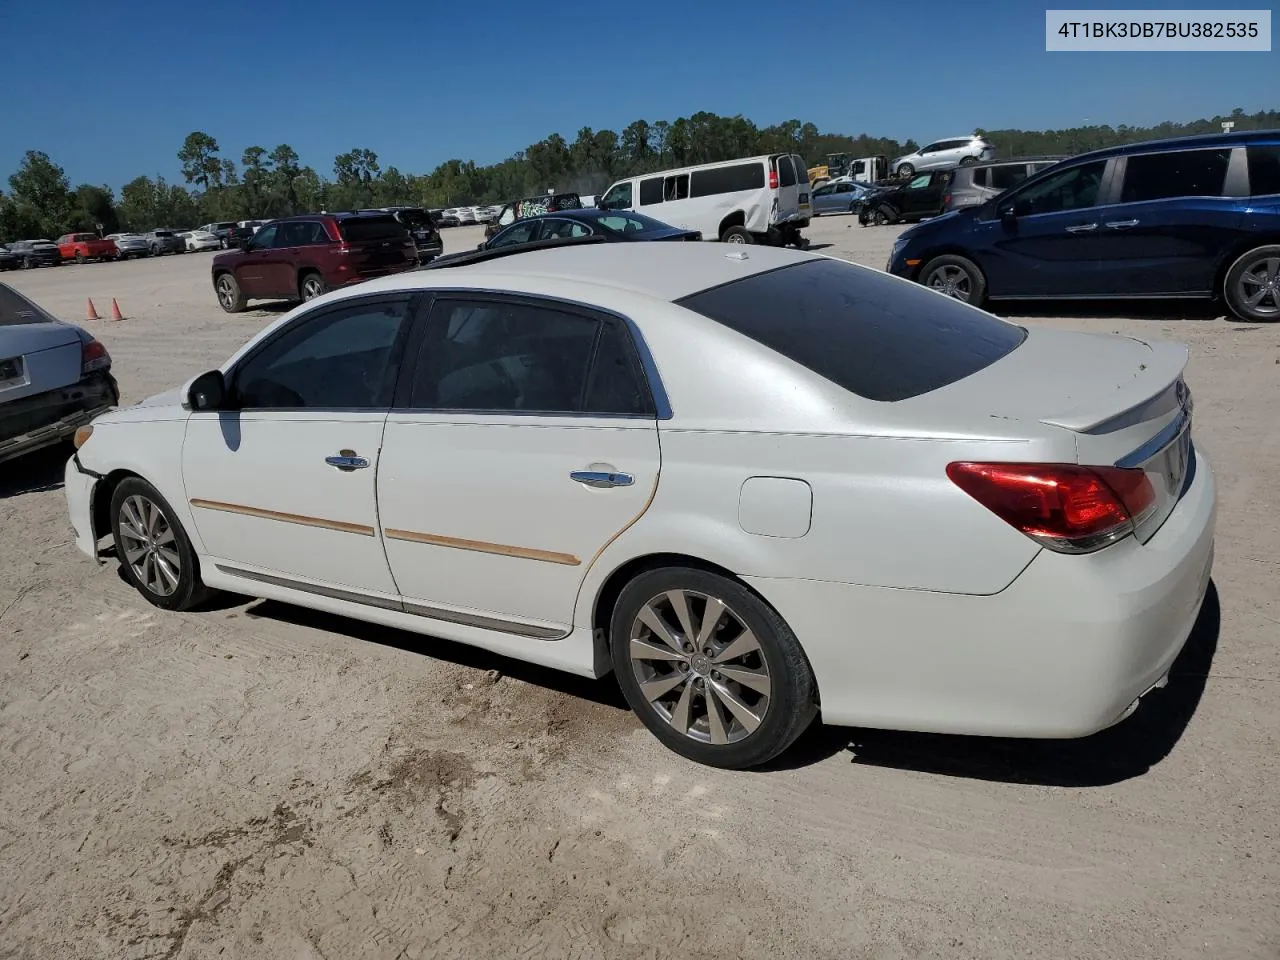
[1,219,1278,960]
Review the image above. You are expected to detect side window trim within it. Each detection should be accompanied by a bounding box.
[389,290,669,420]
[225,292,422,412]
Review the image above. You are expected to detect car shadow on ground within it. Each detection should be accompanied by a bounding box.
[0,444,70,499]
[769,581,1222,785]
[237,598,632,712]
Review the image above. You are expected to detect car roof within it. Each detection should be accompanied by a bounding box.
[1067,128,1280,164]
[967,156,1069,168]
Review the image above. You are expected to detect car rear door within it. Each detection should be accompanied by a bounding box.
[1088,146,1243,295]
[377,293,661,634]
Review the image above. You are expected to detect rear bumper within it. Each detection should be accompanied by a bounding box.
[748,449,1217,738]
[0,373,119,464]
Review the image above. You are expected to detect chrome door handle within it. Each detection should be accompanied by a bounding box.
[1105,219,1140,229]
[1065,223,1098,233]
[325,451,369,471]
[570,470,634,488]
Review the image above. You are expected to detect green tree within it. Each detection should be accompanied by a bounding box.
[69,184,119,233]
[7,150,73,236]
[177,132,223,189]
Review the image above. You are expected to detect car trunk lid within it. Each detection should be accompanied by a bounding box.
[0,311,85,401]
[931,326,1193,543]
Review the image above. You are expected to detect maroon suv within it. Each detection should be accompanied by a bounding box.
[211,213,416,313]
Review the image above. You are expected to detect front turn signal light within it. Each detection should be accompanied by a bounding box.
[73,425,94,449]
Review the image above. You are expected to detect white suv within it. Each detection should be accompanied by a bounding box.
[892,135,995,177]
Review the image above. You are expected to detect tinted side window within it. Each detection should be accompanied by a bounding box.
[583,320,651,416]
[413,301,600,413]
[1120,149,1230,203]
[249,224,279,249]
[777,156,797,187]
[1015,160,1106,215]
[490,221,539,247]
[676,259,1026,403]
[1246,145,1280,196]
[664,174,690,201]
[689,163,765,198]
[971,168,988,187]
[338,216,406,242]
[638,178,664,205]
[233,299,410,409]
[989,164,1028,190]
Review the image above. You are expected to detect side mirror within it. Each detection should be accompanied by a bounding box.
[186,370,226,411]
[238,237,251,251]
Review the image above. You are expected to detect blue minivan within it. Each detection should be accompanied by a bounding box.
[887,130,1280,322]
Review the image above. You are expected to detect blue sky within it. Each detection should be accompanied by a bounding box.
[1,0,1275,191]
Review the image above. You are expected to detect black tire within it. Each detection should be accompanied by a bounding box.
[959,156,977,166]
[75,251,86,264]
[215,272,247,313]
[299,271,327,301]
[1223,245,1280,322]
[919,253,988,305]
[610,566,817,769]
[22,257,32,269]
[896,162,915,177]
[110,477,216,611]
[720,225,753,245]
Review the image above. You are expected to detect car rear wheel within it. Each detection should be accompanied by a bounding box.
[896,162,915,177]
[110,477,216,611]
[959,156,977,166]
[75,251,86,264]
[611,567,817,769]
[22,257,32,269]
[920,254,987,305]
[1224,245,1280,322]
[721,226,753,245]
[215,273,247,313]
[299,272,327,301]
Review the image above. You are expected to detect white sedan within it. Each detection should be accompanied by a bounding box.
[180,229,221,252]
[63,242,1216,769]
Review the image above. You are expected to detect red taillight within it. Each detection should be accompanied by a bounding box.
[81,338,110,375]
[768,169,779,189]
[946,462,1155,553]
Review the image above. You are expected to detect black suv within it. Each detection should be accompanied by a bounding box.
[859,170,954,226]
[366,207,443,264]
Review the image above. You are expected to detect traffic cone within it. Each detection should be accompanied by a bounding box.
[85,298,100,321]
[110,298,125,321]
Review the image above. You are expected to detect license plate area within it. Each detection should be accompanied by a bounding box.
[0,355,28,391]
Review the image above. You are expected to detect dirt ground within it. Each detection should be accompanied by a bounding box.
[1,218,1278,960]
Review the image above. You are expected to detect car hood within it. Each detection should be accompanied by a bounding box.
[136,387,182,408]
[899,207,974,240]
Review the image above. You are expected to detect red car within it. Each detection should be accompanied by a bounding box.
[56,233,118,264]
[211,213,417,313]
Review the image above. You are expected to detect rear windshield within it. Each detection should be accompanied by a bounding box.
[591,212,679,236]
[675,258,1026,402]
[395,208,435,228]
[0,286,55,326]
[338,216,407,242]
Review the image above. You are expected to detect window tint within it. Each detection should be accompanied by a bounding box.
[539,218,590,240]
[689,163,765,198]
[602,181,634,209]
[638,178,663,205]
[584,320,651,416]
[594,213,666,235]
[1014,160,1106,215]
[279,221,329,246]
[248,224,279,249]
[777,156,797,187]
[1246,145,1280,196]
[233,299,410,409]
[1120,149,1230,203]
[490,221,539,247]
[920,143,940,154]
[834,182,854,194]
[676,258,1026,403]
[813,184,835,197]
[971,168,988,187]
[909,175,932,189]
[664,174,690,201]
[337,215,406,242]
[413,300,644,415]
[989,164,1029,190]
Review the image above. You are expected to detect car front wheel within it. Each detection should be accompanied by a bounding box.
[896,162,915,177]
[110,477,215,611]
[1224,245,1280,322]
[611,567,817,769]
[920,254,987,305]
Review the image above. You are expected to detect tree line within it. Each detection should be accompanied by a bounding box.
[2,107,1276,239]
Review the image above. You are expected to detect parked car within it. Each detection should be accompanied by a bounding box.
[56,233,118,263]
[199,222,240,248]
[945,157,1068,212]
[0,246,19,271]
[434,209,460,228]
[598,154,812,247]
[367,207,443,264]
[484,193,584,240]
[239,219,270,234]
[893,135,996,177]
[1,283,118,465]
[146,230,186,256]
[8,240,62,268]
[65,241,1215,770]
[180,229,222,252]
[809,179,878,216]
[453,207,477,226]
[858,170,954,225]
[452,209,698,260]
[106,233,151,260]
[210,212,416,313]
[887,130,1280,322]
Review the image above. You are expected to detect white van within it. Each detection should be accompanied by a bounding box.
[597,154,811,246]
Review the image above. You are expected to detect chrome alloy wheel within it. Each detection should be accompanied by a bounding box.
[628,590,772,745]
[926,264,973,301]
[215,275,237,310]
[301,275,325,300]
[1238,256,1280,318]
[117,494,180,597]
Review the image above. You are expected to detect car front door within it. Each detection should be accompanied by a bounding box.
[233,223,282,298]
[182,294,417,596]
[377,294,662,635]
[810,183,837,214]
[968,159,1113,298]
[1087,147,1242,295]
